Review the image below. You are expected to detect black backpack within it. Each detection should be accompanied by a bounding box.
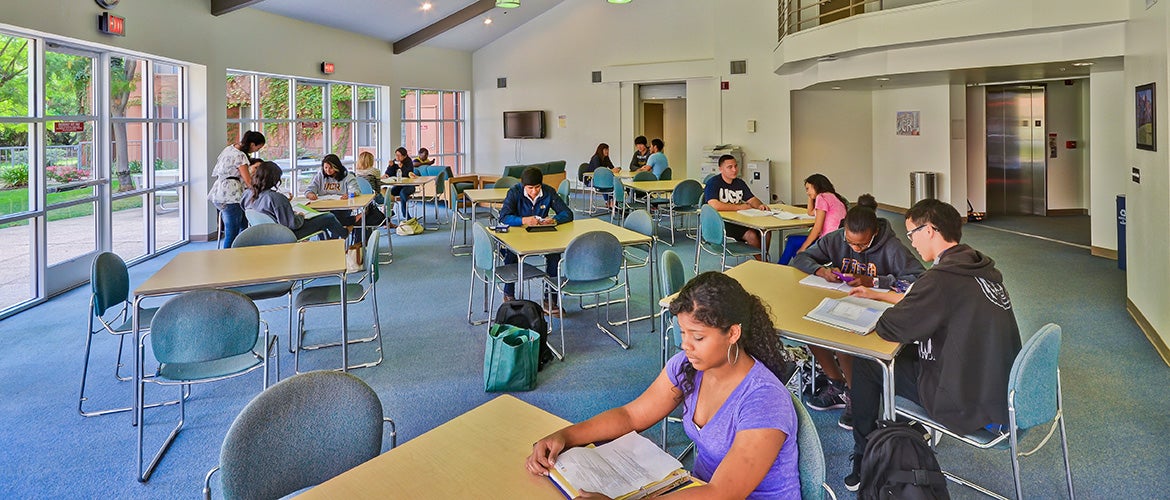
[860,421,950,500]
[493,300,554,370]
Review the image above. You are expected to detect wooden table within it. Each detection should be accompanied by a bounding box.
[717,203,815,261]
[463,187,511,227]
[380,175,438,229]
[624,178,685,213]
[298,395,569,499]
[489,218,651,295]
[131,239,350,480]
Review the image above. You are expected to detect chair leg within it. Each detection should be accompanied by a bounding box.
[1056,376,1076,499]
[137,383,186,482]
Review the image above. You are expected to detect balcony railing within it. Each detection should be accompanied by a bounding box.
[779,0,941,42]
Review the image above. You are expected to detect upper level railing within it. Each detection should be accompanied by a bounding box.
[779,0,941,42]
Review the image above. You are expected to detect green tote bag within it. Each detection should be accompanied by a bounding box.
[484,324,540,392]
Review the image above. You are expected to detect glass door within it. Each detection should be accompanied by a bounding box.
[43,46,101,296]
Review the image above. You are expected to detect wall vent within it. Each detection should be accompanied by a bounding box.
[497,77,507,88]
[591,71,602,83]
[730,60,747,75]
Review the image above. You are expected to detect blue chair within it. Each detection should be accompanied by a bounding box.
[137,289,278,482]
[662,179,703,246]
[590,168,616,214]
[355,177,394,263]
[545,231,631,360]
[632,171,657,182]
[611,177,640,225]
[467,222,546,325]
[230,224,299,352]
[791,392,838,500]
[557,178,571,206]
[355,176,385,205]
[657,249,689,448]
[203,371,395,500]
[292,231,385,372]
[492,175,520,190]
[695,204,758,274]
[658,167,672,181]
[894,323,1075,500]
[616,210,657,331]
[80,252,173,417]
[449,174,480,256]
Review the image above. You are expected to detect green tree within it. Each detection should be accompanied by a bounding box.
[109,57,138,191]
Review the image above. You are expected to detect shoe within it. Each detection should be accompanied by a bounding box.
[844,453,861,492]
[386,221,398,229]
[838,397,854,431]
[543,300,562,316]
[502,295,514,303]
[806,379,848,411]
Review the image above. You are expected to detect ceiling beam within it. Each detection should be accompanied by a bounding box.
[211,0,268,16]
[393,0,495,54]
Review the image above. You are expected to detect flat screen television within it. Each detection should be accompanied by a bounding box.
[503,110,546,139]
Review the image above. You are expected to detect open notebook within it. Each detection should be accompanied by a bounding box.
[799,274,888,293]
[549,432,695,499]
[803,296,893,335]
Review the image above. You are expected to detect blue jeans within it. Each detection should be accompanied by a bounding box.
[220,202,248,248]
[390,186,416,219]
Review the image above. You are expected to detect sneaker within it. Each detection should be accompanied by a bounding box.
[838,397,854,431]
[844,453,861,492]
[806,379,848,411]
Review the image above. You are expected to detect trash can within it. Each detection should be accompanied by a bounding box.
[1117,195,1126,270]
[910,172,937,206]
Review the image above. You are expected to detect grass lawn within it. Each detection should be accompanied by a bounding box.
[0,182,146,228]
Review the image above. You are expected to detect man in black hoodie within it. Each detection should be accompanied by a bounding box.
[790,196,925,431]
[842,198,1022,492]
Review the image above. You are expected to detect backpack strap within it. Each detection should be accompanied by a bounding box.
[887,469,946,487]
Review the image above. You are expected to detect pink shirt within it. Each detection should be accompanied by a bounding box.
[815,192,847,233]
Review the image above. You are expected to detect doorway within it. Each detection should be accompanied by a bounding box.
[638,83,688,176]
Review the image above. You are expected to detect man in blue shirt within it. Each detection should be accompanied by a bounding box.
[645,138,669,179]
[499,167,574,313]
[703,155,770,252]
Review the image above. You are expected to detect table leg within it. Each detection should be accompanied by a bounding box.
[758,228,768,262]
[132,295,144,427]
[340,271,349,372]
[881,357,897,420]
[516,253,527,299]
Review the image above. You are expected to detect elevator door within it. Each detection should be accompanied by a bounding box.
[986,85,1046,215]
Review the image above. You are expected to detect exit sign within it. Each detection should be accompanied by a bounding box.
[99,12,125,36]
[321,62,335,75]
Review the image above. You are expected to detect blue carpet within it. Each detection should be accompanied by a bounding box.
[0,204,1165,499]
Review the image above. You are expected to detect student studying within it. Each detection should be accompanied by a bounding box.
[242,161,347,240]
[703,154,772,254]
[498,167,573,313]
[789,195,925,430]
[526,272,799,499]
[305,154,386,244]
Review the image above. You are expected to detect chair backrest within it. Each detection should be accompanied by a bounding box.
[433,170,448,195]
[563,231,624,282]
[1009,323,1062,430]
[633,171,657,182]
[471,223,497,274]
[699,204,727,246]
[493,176,520,190]
[791,392,829,500]
[658,249,687,299]
[233,223,297,248]
[244,209,277,226]
[592,168,615,189]
[150,289,259,365]
[91,252,130,317]
[557,179,571,204]
[577,162,590,181]
[219,370,384,500]
[702,173,717,184]
[355,176,375,195]
[671,179,704,207]
[623,209,654,238]
[613,177,626,204]
[659,167,672,180]
[365,230,381,283]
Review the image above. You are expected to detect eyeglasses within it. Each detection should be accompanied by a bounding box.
[905,223,931,239]
[844,232,876,251]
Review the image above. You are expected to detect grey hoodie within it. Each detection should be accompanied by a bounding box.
[790,219,925,289]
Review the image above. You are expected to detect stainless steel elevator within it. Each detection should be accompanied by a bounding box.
[986,85,1047,215]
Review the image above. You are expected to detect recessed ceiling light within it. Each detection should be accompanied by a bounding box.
[831,86,842,90]
[421,2,432,11]
[484,18,492,24]
[1072,62,1094,67]
[876,77,890,81]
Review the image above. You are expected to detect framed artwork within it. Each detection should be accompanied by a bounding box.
[1136,83,1156,151]
[896,111,920,136]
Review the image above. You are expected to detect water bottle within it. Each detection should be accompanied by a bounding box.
[348,188,356,199]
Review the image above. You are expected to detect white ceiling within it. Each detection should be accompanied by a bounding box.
[250,0,565,52]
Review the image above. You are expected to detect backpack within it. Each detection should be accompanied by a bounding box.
[860,420,950,500]
[493,300,554,371]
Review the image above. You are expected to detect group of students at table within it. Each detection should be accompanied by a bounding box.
[209,129,436,248]
[524,153,1023,498]
[581,136,670,205]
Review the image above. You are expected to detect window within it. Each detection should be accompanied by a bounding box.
[401,89,466,174]
[226,71,381,195]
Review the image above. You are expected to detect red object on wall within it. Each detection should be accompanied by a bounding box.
[321,62,335,75]
[54,121,85,133]
[720,81,729,90]
[1066,141,1077,149]
[98,12,125,36]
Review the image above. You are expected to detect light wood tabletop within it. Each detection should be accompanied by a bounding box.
[464,188,510,204]
[718,203,816,231]
[134,239,346,297]
[489,218,651,256]
[303,193,376,211]
[298,395,570,499]
[379,175,437,187]
[624,178,685,193]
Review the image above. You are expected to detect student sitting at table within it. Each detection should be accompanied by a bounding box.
[499,167,574,314]
[795,173,849,254]
[383,147,417,220]
[305,154,386,244]
[527,272,800,499]
[584,142,619,205]
[702,154,772,255]
[243,161,347,240]
[789,194,926,431]
[414,147,435,167]
[353,151,385,205]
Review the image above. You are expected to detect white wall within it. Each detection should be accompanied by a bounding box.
[661,99,688,176]
[966,86,987,212]
[790,90,873,204]
[871,85,954,208]
[1124,0,1170,348]
[1046,80,1088,210]
[1089,69,1127,250]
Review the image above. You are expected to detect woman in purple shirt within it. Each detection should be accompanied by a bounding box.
[527,272,800,499]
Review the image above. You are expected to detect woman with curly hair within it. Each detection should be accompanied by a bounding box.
[526,272,799,499]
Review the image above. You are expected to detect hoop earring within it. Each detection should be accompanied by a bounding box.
[727,342,740,366]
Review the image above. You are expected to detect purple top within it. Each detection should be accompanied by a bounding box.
[666,351,799,499]
[814,192,847,234]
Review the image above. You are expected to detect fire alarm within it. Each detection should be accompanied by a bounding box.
[321,62,334,75]
[720,81,730,90]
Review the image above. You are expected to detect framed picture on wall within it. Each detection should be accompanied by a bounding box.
[896,111,920,136]
[1136,83,1156,151]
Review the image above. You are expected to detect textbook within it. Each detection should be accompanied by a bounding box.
[548,432,694,500]
[799,274,888,293]
[292,203,325,219]
[803,296,893,335]
[772,211,814,220]
[736,208,773,217]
